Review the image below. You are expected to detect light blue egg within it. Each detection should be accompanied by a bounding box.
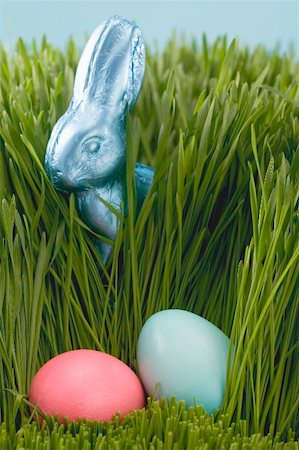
[137,309,231,414]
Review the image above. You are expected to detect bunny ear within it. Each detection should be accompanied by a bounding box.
[72,22,107,104]
[124,23,145,110]
[75,16,145,112]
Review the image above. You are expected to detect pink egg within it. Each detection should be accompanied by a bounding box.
[29,350,145,422]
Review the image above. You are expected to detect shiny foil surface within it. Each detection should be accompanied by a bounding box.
[45,16,154,261]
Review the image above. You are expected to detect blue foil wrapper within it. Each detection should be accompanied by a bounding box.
[45,16,154,262]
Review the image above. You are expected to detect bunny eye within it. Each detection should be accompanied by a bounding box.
[82,136,104,154]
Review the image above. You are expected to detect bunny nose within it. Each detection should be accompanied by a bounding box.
[46,158,74,193]
[45,145,78,193]
[51,170,80,193]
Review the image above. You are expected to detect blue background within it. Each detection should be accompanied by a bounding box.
[0,1,298,54]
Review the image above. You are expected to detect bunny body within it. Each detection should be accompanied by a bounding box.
[45,16,154,261]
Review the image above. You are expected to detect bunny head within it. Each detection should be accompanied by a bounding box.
[45,16,145,192]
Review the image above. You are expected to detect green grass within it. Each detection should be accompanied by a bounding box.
[0,34,298,448]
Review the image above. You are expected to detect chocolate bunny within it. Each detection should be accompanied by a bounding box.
[45,16,154,262]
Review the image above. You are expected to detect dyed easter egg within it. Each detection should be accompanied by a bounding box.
[137,309,231,414]
[29,350,145,422]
